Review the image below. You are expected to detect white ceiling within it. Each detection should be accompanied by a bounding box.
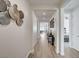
[30,0,63,7]
[64,0,79,12]
[34,9,56,22]
[30,0,62,6]
[30,0,63,22]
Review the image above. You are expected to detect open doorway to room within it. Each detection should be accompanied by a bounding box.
[64,13,70,48]
[64,0,72,49]
[63,0,79,57]
[64,0,79,52]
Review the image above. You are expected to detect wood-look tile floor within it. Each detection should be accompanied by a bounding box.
[31,32,79,58]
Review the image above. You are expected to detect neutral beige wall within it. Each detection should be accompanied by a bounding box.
[0,0,32,58]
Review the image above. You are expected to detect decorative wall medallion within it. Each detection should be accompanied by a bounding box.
[0,0,24,26]
[9,4,24,26]
[0,0,7,12]
[0,11,10,25]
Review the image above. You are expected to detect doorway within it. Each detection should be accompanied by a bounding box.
[40,22,48,33]
[64,13,70,48]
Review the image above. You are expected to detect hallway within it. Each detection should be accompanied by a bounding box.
[32,32,58,58]
[0,0,79,58]
[30,32,79,58]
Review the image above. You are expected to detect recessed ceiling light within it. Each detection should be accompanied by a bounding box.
[43,12,46,15]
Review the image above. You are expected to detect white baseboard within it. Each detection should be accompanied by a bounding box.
[26,48,34,58]
[56,50,59,54]
[60,52,64,56]
[26,40,39,58]
[72,47,79,52]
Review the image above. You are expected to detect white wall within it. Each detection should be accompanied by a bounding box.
[71,7,79,51]
[0,0,32,57]
[32,12,38,48]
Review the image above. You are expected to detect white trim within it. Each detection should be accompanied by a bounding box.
[26,40,39,58]
[60,52,64,56]
[72,47,79,52]
[59,8,64,56]
[26,48,34,58]
[55,8,60,54]
[56,48,60,54]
